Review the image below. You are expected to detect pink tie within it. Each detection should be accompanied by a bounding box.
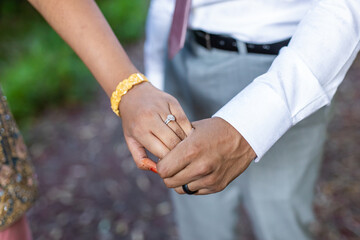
[168,0,192,59]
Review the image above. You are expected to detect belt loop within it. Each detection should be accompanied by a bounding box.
[236,39,248,55]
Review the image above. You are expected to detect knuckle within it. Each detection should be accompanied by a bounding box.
[186,145,199,159]
[205,175,217,187]
[192,141,203,152]
[157,163,170,178]
[163,178,175,188]
[198,164,212,175]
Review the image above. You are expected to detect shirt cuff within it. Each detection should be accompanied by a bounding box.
[213,81,292,162]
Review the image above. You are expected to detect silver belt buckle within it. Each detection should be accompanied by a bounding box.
[205,33,211,50]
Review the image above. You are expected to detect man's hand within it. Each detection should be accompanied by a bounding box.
[120,82,193,170]
[157,117,256,195]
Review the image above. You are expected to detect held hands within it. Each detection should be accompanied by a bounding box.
[119,82,193,171]
[157,118,256,195]
[120,83,256,195]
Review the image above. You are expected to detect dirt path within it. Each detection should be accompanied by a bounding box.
[27,42,360,240]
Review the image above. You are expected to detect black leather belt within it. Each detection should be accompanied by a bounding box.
[193,30,290,55]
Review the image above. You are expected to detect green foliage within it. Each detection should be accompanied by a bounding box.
[0,0,149,127]
[0,0,22,18]
[100,0,149,43]
[1,27,94,123]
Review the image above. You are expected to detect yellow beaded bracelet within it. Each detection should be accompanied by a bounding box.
[110,73,148,117]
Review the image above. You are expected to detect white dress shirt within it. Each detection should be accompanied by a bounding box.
[144,0,360,161]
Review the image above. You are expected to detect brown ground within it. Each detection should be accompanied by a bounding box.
[27,42,360,240]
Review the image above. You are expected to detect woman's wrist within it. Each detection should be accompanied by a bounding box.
[110,73,149,117]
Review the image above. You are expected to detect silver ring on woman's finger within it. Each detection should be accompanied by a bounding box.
[164,114,176,125]
[182,184,198,195]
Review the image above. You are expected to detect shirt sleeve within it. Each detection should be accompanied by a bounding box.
[213,0,360,161]
[144,0,175,90]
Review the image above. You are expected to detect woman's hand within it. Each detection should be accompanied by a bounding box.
[26,0,192,171]
[119,82,193,171]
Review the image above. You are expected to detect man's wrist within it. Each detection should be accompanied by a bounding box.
[213,116,257,163]
[213,80,293,161]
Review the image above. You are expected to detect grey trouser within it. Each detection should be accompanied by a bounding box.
[164,33,331,240]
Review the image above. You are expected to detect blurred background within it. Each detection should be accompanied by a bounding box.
[0,0,359,239]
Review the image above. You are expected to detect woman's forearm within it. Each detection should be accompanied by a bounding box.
[27,0,194,171]
[28,0,138,97]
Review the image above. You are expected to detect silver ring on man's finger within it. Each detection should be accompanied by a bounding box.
[164,114,176,125]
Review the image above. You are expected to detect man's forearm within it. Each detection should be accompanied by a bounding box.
[28,0,138,96]
[214,0,360,161]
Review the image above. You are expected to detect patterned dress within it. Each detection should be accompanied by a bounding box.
[0,88,37,230]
